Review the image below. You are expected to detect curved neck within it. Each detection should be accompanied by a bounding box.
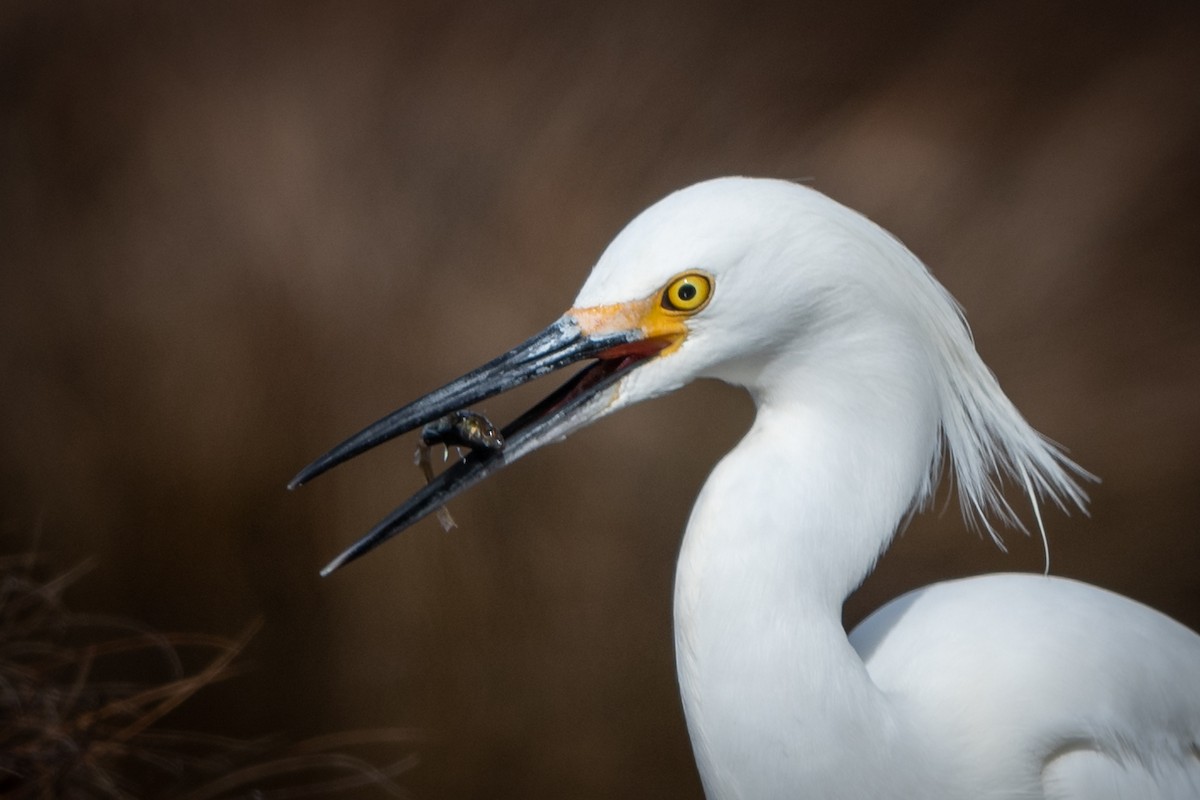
[673,349,941,798]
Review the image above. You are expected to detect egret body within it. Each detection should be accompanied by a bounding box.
[292,178,1200,799]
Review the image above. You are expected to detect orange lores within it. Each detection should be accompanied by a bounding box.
[569,296,690,357]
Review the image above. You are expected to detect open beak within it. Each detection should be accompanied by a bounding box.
[290,304,680,576]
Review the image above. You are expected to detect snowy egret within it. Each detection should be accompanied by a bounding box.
[291,178,1200,798]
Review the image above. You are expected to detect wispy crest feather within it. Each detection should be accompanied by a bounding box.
[893,242,1094,554]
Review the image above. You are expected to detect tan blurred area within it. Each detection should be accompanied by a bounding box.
[2,1,1198,797]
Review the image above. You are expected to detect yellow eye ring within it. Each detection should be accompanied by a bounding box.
[661,272,713,313]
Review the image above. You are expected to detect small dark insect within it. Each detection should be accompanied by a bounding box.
[420,410,505,453]
[415,410,505,531]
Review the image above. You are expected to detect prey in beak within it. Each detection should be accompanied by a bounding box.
[290,298,687,576]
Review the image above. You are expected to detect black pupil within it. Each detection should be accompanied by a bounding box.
[677,282,697,302]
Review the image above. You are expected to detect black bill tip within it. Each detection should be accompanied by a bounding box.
[316,350,652,576]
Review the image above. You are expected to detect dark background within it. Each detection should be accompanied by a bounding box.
[2,2,1198,797]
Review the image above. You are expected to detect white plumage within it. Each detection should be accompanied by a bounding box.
[600,179,1198,798]
[299,177,1200,799]
[852,575,1200,799]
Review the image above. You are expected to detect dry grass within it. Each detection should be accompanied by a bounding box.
[0,554,418,799]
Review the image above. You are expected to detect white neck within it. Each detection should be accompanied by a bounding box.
[673,335,943,799]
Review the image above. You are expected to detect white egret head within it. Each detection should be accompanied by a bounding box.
[569,177,933,406]
[292,177,1088,574]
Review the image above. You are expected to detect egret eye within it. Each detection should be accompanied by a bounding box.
[662,272,713,313]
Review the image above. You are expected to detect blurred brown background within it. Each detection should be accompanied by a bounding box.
[2,1,1198,797]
